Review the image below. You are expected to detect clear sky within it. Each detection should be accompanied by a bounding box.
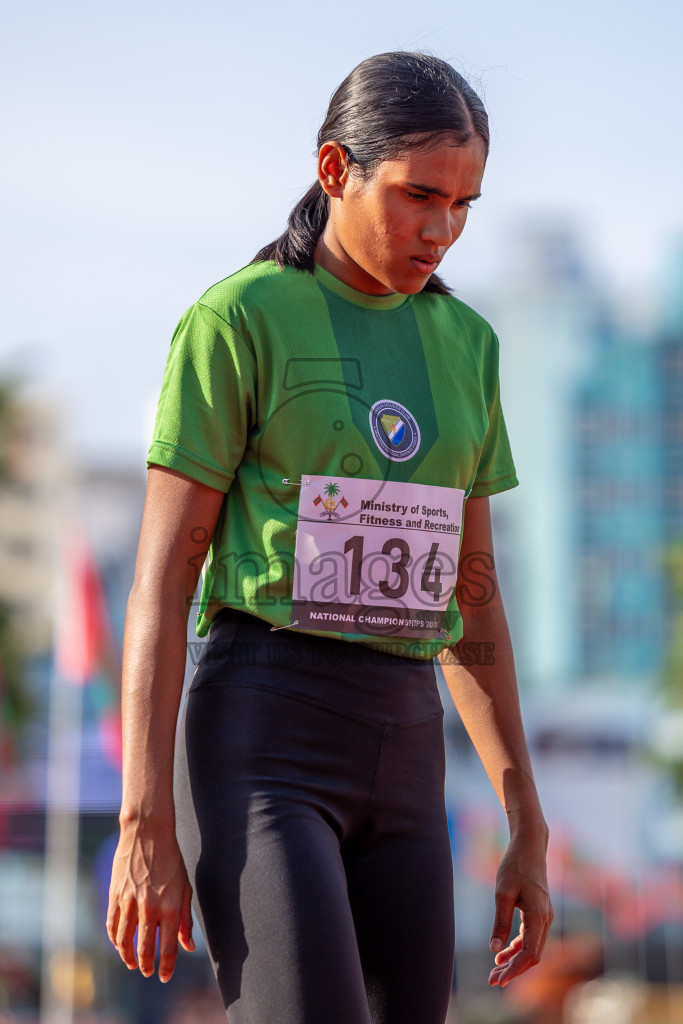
[2,0,681,463]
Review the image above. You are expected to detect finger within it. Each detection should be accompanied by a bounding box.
[178,883,196,954]
[492,919,525,971]
[106,903,120,948]
[115,907,140,970]
[488,913,547,987]
[519,904,550,960]
[137,914,160,978]
[488,944,540,987]
[494,932,524,965]
[489,888,516,954]
[158,911,180,984]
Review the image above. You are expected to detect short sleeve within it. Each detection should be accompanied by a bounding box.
[470,331,518,498]
[147,301,257,491]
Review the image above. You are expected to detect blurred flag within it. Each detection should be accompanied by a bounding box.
[55,535,122,768]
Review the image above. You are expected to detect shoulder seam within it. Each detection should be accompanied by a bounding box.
[195,300,254,358]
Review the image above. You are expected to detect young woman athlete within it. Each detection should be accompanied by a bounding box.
[107,51,552,1024]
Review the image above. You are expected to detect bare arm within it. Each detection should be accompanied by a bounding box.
[106,466,225,982]
[438,495,553,987]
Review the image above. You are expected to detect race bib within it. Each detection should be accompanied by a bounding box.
[292,475,464,638]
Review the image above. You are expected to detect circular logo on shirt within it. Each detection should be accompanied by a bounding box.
[369,399,421,462]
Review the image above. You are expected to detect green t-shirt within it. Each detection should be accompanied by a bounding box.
[148,260,518,659]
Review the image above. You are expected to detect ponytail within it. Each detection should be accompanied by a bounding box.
[252,181,328,272]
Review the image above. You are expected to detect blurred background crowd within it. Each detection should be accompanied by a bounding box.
[1,1,682,1021]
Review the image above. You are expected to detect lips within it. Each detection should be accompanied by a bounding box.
[410,255,441,274]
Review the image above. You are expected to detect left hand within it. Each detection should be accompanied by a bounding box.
[487,829,553,988]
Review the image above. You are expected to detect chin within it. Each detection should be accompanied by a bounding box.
[363,263,432,296]
[392,277,431,296]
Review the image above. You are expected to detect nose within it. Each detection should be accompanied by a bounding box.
[421,208,464,249]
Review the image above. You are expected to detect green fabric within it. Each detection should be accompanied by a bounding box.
[148,260,518,659]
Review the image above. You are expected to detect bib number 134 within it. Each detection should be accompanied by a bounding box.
[343,535,443,601]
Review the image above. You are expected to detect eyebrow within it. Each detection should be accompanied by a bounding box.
[405,182,482,202]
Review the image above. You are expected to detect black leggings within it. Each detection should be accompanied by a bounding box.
[174,609,455,1024]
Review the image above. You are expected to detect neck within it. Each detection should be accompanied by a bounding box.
[314,232,394,296]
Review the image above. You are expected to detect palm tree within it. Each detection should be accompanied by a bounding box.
[324,482,340,498]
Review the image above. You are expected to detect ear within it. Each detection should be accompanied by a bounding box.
[317,141,350,199]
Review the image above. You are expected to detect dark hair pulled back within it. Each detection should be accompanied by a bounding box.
[252,51,489,295]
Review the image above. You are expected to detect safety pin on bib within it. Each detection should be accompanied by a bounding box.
[270,620,300,632]
[282,478,312,487]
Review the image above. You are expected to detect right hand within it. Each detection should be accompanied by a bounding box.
[106,822,196,983]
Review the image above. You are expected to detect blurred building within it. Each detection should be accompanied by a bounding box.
[475,227,683,693]
[0,391,70,657]
[570,245,683,682]
[0,384,144,801]
[658,335,683,542]
[481,224,600,688]
[572,331,664,679]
